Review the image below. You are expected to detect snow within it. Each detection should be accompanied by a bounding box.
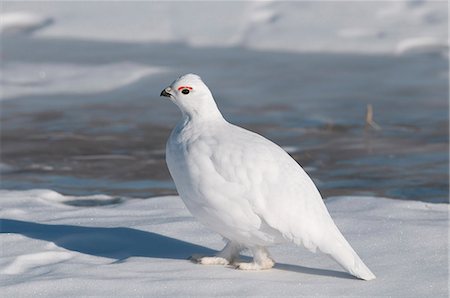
[0,1,446,107]
[0,190,447,297]
[1,1,447,54]
[396,37,449,55]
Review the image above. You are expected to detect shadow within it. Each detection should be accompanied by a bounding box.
[0,218,215,261]
[228,256,355,280]
[274,263,357,280]
[1,218,358,279]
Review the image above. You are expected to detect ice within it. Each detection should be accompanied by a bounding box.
[1,62,166,100]
[0,190,447,297]
[0,163,14,173]
[0,11,53,35]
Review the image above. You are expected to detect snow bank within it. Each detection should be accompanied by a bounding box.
[1,1,446,54]
[0,189,447,297]
[396,37,449,55]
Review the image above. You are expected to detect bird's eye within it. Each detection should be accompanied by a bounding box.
[178,86,192,94]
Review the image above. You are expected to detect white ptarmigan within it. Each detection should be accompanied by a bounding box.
[161,74,376,280]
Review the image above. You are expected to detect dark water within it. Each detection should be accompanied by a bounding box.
[1,37,448,203]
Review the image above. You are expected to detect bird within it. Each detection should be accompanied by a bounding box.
[161,74,376,280]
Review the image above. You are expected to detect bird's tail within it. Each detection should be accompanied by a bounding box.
[321,227,376,281]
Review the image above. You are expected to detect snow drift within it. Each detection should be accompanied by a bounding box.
[0,190,447,297]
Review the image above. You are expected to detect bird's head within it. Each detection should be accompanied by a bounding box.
[160,73,222,120]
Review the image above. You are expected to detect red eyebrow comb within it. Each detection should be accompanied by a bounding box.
[177,86,193,91]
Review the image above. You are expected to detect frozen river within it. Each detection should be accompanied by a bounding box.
[1,37,448,203]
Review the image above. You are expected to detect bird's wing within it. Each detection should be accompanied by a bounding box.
[209,123,376,280]
[210,123,337,252]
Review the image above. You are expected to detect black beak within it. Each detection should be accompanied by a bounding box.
[160,89,171,98]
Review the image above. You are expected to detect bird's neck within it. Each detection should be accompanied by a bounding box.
[181,97,225,124]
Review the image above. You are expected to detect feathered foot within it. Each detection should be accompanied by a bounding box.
[234,246,275,270]
[190,241,241,266]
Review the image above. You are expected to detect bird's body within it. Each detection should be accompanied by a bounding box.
[162,74,375,280]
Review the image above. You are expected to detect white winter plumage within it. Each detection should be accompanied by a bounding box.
[161,74,375,280]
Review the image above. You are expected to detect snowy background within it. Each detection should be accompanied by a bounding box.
[1,1,448,297]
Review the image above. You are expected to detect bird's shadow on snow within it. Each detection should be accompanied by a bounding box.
[273,263,357,280]
[1,218,355,280]
[0,218,215,261]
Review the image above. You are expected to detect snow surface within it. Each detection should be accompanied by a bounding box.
[0,190,447,297]
[1,1,447,54]
[1,1,446,104]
